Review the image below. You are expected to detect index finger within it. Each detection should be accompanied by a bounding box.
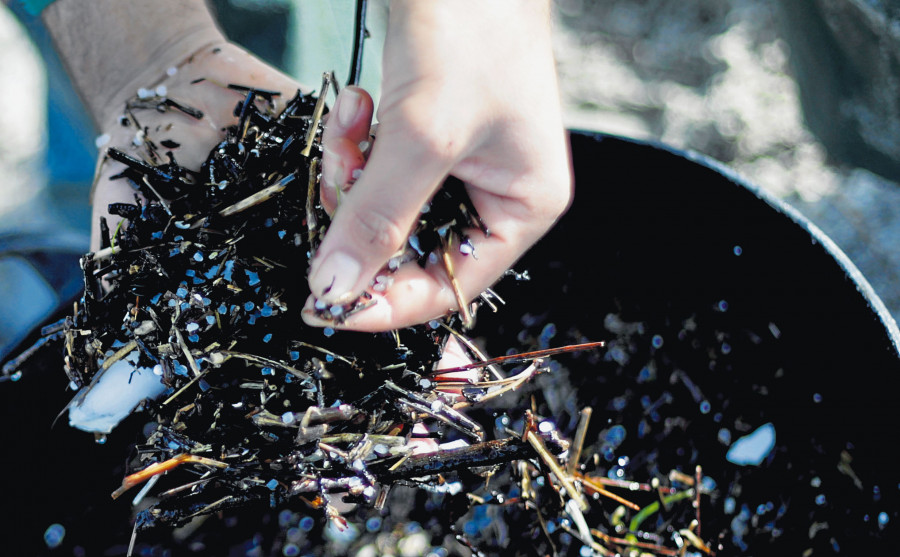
[306,116,457,308]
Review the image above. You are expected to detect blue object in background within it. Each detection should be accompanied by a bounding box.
[726,423,776,466]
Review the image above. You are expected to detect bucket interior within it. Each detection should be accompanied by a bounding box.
[469,131,900,554]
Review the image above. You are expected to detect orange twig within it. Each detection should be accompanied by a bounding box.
[111,453,227,499]
[591,529,680,557]
[585,475,676,494]
[577,474,641,511]
[433,341,606,374]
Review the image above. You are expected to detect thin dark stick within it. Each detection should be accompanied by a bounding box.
[377,437,552,481]
[695,464,703,537]
[433,341,606,374]
[348,0,368,86]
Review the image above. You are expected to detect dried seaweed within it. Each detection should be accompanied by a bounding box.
[0,76,600,549]
[76,79,500,527]
[1,76,727,556]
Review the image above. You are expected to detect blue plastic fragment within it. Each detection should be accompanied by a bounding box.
[538,323,557,349]
[173,361,189,376]
[726,422,776,466]
[43,524,65,549]
[223,260,234,281]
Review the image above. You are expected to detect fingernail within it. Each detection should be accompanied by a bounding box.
[335,88,362,128]
[322,145,344,189]
[308,250,362,304]
[301,297,332,327]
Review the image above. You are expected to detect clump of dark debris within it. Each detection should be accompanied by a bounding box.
[0,76,610,553]
[3,75,734,557]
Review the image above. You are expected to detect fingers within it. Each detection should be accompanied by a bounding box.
[320,136,367,215]
[306,112,455,309]
[323,87,374,146]
[320,87,374,212]
[302,203,542,331]
[304,124,569,332]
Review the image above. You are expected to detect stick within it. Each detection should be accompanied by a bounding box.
[433,341,605,373]
[301,73,331,157]
[567,406,592,476]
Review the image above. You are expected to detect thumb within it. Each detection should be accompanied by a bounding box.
[306,121,454,308]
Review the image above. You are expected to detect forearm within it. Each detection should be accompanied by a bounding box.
[42,0,225,129]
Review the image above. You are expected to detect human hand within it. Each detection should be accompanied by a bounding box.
[90,42,306,250]
[305,0,572,332]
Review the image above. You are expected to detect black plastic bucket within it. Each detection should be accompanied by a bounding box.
[2,131,898,554]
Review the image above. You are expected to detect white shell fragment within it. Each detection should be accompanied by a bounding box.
[67,353,168,434]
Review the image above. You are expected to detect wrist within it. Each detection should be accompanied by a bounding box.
[95,32,227,131]
[42,0,226,129]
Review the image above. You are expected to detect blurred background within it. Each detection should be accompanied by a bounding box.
[2,0,900,356]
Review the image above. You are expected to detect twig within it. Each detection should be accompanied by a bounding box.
[567,406,592,476]
[217,172,297,218]
[437,322,504,381]
[591,529,680,557]
[434,341,605,374]
[695,464,703,537]
[524,414,588,512]
[305,158,320,249]
[112,453,228,499]
[440,240,474,329]
[218,350,311,382]
[377,437,560,481]
[301,73,330,157]
[577,474,641,511]
[100,340,138,371]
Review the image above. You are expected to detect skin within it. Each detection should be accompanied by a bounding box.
[308,1,573,331]
[39,0,299,257]
[40,0,572,334]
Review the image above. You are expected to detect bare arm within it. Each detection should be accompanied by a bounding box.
[42,0,225,129]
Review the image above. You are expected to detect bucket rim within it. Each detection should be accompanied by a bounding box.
[568,129,900,359]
